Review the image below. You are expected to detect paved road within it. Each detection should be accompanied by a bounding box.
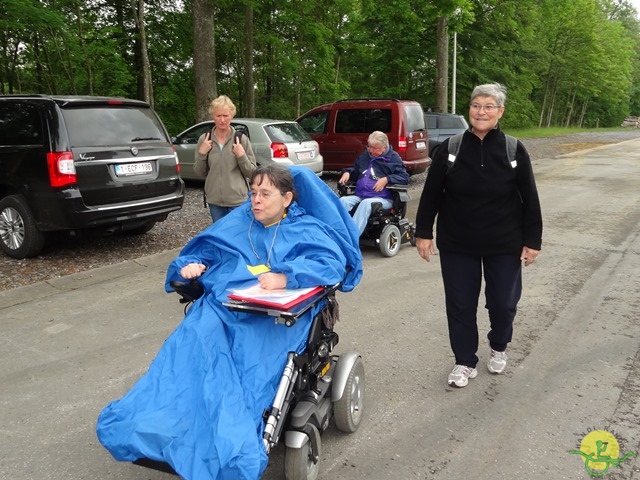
[1,139,639,480]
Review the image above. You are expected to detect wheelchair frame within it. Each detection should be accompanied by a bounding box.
[337,182,416,257]
[133,281,365,480]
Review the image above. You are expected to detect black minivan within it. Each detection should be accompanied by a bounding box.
[0,95,185,259]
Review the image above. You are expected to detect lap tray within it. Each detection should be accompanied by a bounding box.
[223,283,340,327]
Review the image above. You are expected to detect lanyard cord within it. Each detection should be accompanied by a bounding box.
[248,217,282,268]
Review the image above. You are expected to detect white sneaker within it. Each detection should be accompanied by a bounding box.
[448,365,478,387]
[487,349,507,374]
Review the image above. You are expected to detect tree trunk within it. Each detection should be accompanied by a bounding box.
[133,0,153,106]
[75,1,93,95]
[564,91,575,128]
[244,4,255,117]
[193,0,216,122]
[435,16,449,113]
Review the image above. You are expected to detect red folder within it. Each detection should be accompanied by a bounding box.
[227,285,324,310]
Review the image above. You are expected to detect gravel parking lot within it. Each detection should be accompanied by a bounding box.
[2,129,639,292]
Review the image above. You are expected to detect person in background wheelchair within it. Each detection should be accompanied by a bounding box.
[96,165,362,480]
[338,130,409,235]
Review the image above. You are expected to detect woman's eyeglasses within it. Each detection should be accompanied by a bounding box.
[249,190,284,200]
[470,104,502,112]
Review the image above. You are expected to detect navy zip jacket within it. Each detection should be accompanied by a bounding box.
[415,128,542,256]
[341,146,409,198]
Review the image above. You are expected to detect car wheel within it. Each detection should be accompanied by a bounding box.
[333,356,365,433]
[284,424,321,480]
[0,195,46,259]
[379,224,401,257]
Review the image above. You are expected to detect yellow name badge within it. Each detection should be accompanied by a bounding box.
[247,264,271,275]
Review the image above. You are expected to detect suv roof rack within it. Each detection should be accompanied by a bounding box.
[0,94,146,107]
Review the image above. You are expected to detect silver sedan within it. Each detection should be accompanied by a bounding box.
[171,118,324,181]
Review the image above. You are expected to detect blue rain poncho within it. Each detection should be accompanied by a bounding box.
[96,167,363,479]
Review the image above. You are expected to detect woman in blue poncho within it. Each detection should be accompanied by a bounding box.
[96,165,362,480]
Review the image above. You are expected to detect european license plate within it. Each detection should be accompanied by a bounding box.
[115,162,153,176]
[415,141,426,150]
[296,151,314,161]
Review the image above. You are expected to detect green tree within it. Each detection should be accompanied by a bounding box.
[2,0,640,131]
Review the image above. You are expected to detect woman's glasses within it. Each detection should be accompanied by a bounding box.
[249,189,284,200]
[470,104,502,112]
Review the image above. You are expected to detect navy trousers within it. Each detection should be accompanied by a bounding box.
[439,252,522,368]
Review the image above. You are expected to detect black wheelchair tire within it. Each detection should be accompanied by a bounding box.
[379,224,401,257]
[0,194,46,259]
[333,356,365,433]
[284,424,321,480]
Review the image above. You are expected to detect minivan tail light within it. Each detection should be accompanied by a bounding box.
[47,152,77,187]
[398,136,407,153]
[271,142,288,158]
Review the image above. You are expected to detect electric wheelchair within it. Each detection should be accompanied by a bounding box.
[133,279,365,480]
[337,182,416,257]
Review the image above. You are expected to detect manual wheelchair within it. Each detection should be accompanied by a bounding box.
[337,182,416,257]
[134,279,365,480]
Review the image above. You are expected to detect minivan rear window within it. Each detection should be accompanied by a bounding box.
[0,102,44,146]
[403,105,426,132]
[61,106,168,147]
[335,109,392,134]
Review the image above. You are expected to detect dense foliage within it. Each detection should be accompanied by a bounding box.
[2,0,639,134]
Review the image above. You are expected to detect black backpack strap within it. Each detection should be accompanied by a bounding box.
[505,134,517,168]
[446,133,464,169]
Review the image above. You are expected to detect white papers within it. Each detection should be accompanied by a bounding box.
[227,284,322,308]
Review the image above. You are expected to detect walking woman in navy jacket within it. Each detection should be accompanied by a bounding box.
[415,83,543,388]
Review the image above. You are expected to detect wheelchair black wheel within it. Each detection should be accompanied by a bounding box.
[379,224,401,257]
[334,356,365,433]
[284,424,321,480]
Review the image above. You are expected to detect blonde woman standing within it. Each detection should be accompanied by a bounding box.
[194,95,257,222]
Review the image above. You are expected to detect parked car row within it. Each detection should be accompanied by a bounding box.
[175,98,441,181]
[1,92,468,259]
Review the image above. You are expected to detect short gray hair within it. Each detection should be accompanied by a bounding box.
[368,131,389,148]
[471,83,507,106]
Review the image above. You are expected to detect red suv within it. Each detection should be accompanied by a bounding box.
[296,98,430,175]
